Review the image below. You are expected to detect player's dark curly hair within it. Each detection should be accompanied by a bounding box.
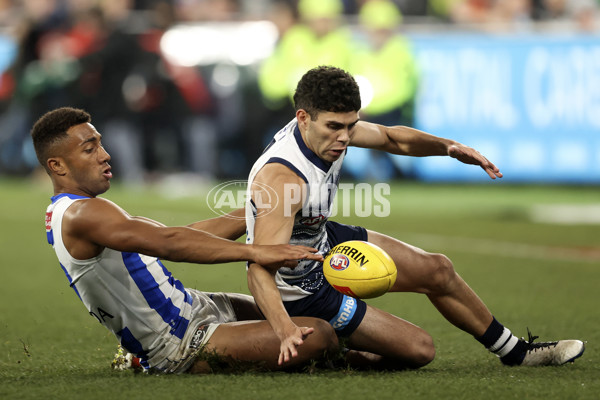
[293,66,361,120]
[31,107,91,171]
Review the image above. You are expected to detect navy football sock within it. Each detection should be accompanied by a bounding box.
[476,317,525,365]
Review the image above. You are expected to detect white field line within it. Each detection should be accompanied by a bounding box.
[402,233,600,263]
[529,204,600,225]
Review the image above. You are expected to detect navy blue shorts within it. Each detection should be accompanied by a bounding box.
[284,221,368,337]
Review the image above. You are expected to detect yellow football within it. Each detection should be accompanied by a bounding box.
[323,240,397,299]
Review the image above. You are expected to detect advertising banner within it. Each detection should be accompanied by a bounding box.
[409,34,600,183]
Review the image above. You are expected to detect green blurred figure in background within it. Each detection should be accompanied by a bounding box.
[257,0,420,180]
[258,0,352,111]
[347,0,419,180]
[351,0,418,122]
[255,0,353,153]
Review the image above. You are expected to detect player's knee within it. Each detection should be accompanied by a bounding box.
[427,253,456,294]
[309,318,339,353]
[408,332,436,368]
[417,334,436,367]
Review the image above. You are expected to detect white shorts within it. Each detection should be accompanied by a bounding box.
[150,290,238,374]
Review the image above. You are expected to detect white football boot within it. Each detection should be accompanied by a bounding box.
[111,345,143,372]
[519,330,585,366]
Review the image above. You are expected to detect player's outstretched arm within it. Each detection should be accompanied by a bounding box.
[350,121,502,179]
[61,197,321,265]
[447,144,502,179]
[186,208,247,241]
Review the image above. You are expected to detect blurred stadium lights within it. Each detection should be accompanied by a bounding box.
[160,21,279,67]
[210,63,240,97]
[354,75,375,109]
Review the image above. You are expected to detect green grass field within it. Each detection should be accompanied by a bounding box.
[1,177,599,399]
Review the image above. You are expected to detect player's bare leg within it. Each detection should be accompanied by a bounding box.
[224,292,265,320]
[367,230,492,337]
[346,305,435,370]
[367,230,585,366]
[192,317,338,373]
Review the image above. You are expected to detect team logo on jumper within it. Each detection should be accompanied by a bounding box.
[45,211,52,231]
[329,254,350,270]
[299,214,326,226]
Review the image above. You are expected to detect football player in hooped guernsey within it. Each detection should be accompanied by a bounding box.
[246,66,585,369]
[32,107,338,374]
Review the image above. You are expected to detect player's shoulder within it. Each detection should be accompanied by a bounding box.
[266,120,298,150]
[67,196,117,210]
[254,162,305,187]
[64,196,126,222]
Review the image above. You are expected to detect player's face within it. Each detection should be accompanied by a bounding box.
[298,110,360,163]
[60,123,112,197]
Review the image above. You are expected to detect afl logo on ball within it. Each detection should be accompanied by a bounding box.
[329,254,350,270]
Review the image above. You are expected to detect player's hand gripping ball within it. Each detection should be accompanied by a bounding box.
[323,240,397,299]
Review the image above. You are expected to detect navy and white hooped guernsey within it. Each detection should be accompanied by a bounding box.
[45,194,194,370]
[246,118,345,301]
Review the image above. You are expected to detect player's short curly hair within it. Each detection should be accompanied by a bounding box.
[31,107,91,170]
[293,66,361,120]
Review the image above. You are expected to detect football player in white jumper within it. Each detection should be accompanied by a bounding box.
[32,107,337,374]
[245,66,585,369]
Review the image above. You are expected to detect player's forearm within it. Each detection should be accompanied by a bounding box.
[384,125,458,157]
[186,208,246,240]
[150,226,254,263]
[247,263,295,337]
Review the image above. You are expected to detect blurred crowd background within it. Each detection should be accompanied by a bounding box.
[0,0,598,184]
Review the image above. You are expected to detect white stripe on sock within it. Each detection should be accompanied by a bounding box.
[489,328,512,352]
[495,335,519,358]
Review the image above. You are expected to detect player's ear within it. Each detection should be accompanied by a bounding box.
[48,157,68,176]
[296,109,310,130]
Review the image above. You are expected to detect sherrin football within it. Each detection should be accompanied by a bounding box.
[323,240,397,299]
